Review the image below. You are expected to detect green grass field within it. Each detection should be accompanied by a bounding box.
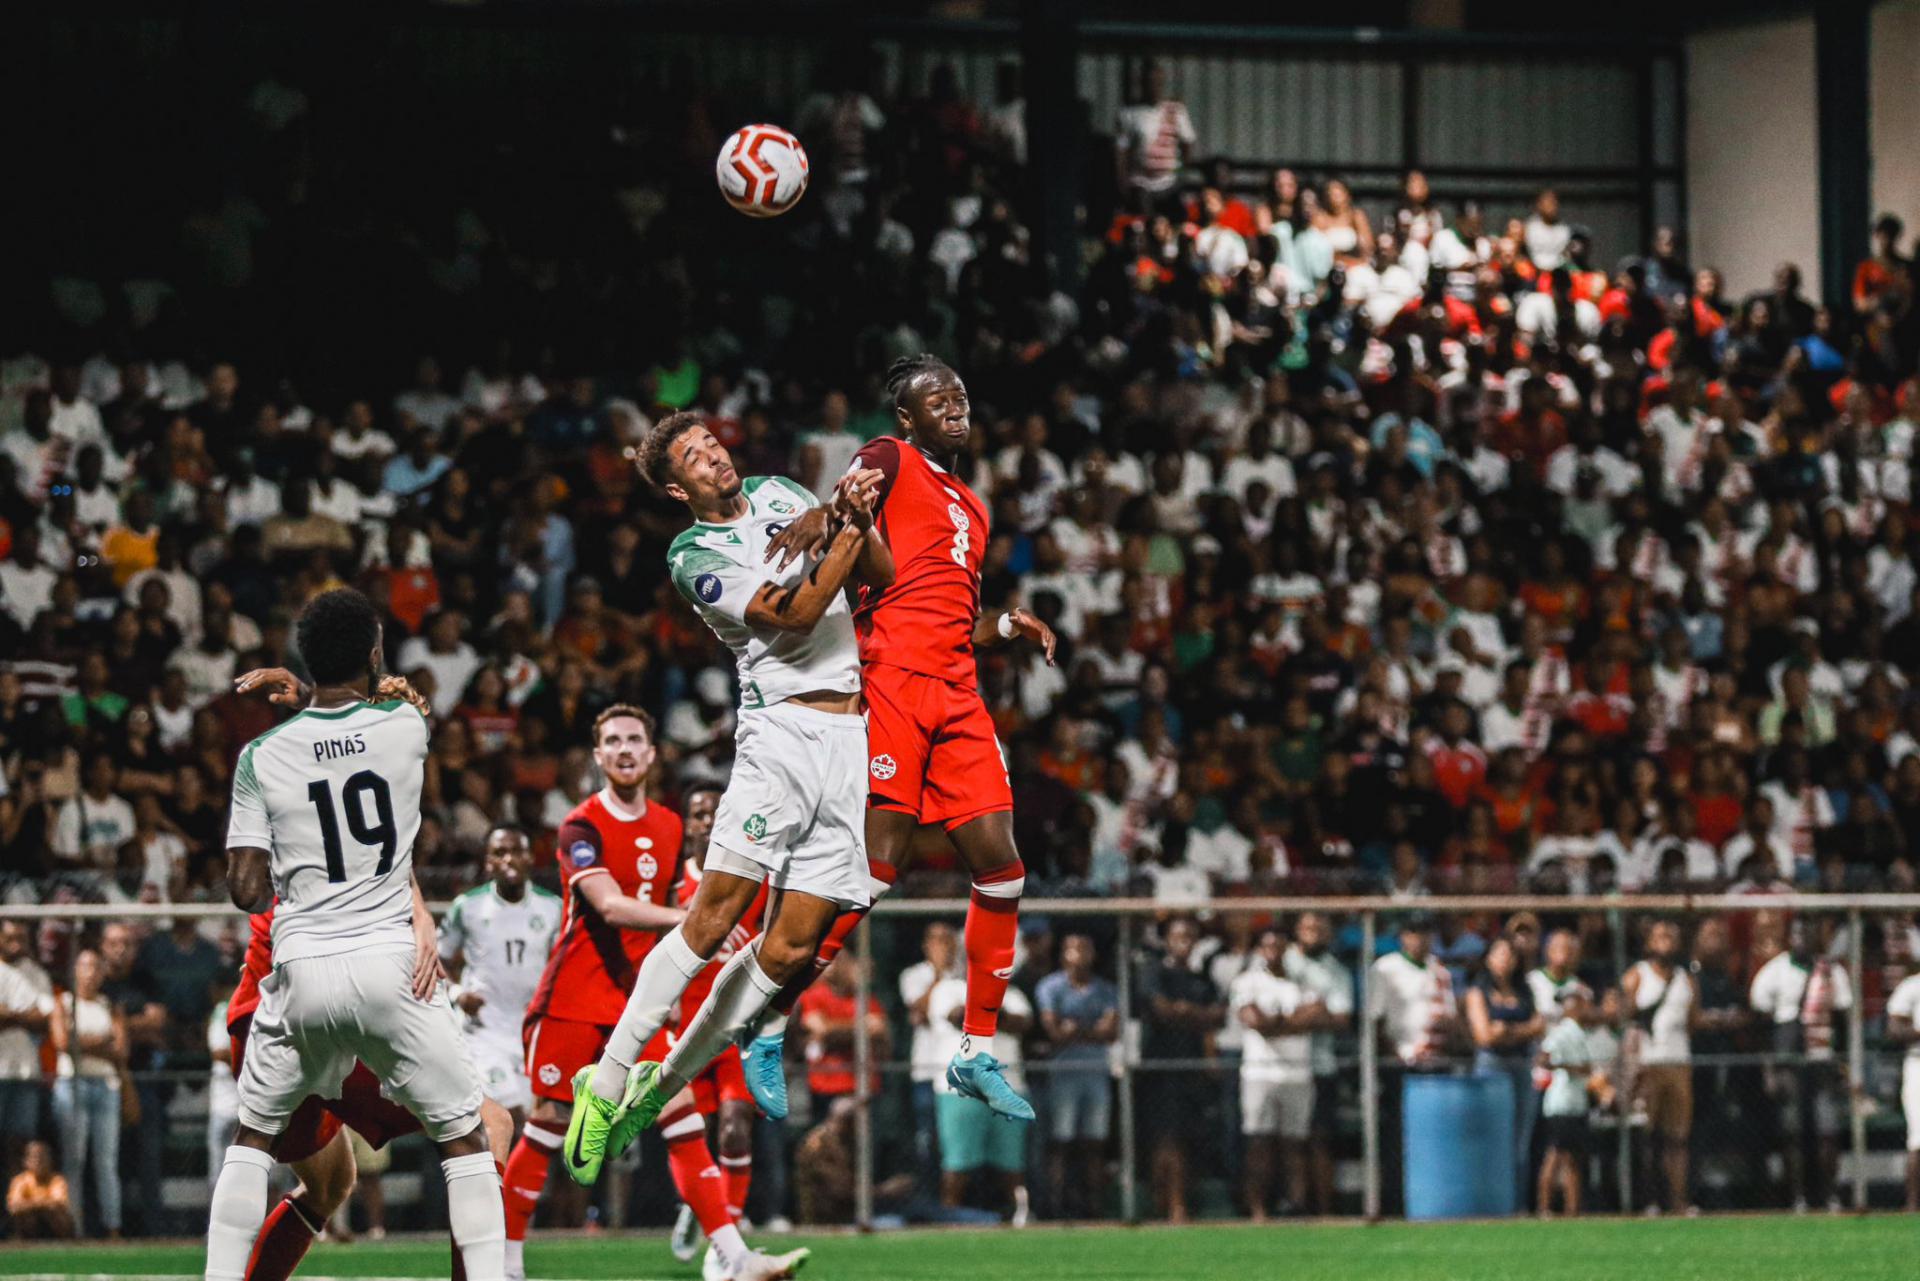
[0,1217,1914,1281]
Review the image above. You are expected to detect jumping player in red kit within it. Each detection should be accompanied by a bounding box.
[500,705,685,1279]
[759,354,1055,1121]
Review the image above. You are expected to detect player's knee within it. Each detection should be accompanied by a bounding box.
[754,932,815,984]
[297,1135,358,1216]
[433,1111,491,1159]
[719,1105,752,1158]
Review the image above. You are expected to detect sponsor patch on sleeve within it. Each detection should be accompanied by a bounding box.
[695,573,722,603]
[568,840,599,869]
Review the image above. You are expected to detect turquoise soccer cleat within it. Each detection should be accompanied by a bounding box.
[946,1051,1035,1122]
[742,1031,790,1120]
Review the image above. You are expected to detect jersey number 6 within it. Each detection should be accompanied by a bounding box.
[307,771,398,882]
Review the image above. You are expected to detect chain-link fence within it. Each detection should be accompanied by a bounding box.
[1,894,1917,1238]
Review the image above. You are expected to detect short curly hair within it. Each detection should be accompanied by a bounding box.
[634,411,708,492]
[297,588,382,686]
[885,353,959,411]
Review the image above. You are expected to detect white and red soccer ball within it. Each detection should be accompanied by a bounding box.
[715,124,809,218]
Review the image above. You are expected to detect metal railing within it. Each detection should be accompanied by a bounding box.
[2,893,1916,1230]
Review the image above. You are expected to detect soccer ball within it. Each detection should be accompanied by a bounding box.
[715,124,809,218]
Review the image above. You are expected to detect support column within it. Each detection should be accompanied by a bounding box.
[1815,0,1871,306]
[1020,0,1083,293]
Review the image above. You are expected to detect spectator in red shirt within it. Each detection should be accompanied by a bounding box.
[1426,701,1488,810]
[1853,215,1909,317]
[797,953,889,1104]
[1489,379,1569,482]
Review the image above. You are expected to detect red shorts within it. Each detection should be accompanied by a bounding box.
[523,1014,676,1104]
[230,1017,418,1163]
[691,1045,751,1115]
[863,663,1012,830]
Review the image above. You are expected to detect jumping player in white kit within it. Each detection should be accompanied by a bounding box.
[560,410,894,1188]
[441,825,562,1127]
[205,588,505,1281]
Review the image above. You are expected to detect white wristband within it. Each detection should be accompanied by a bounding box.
[997,612,1016,639]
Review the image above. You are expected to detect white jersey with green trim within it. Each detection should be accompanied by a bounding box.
[667,474,861,709]
[438,882,562,1051]
[226,698,429,964]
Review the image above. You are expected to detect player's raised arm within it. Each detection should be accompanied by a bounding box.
[973,605,1057,664]
[834,468,895,589]
[743,471,886,632]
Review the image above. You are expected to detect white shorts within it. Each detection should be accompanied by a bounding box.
[1904,1058,1920,1152]
[237,947,484,1144]
[1242,1075,1313,1140]
[470,1033,533,1113]
[708,701,871,910]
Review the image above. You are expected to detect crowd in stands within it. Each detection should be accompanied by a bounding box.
[2,48,1920,1234]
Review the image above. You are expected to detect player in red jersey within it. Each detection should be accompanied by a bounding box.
[759,354,1055,1121]
[500,704,685,1278]
[221,667,514,1281]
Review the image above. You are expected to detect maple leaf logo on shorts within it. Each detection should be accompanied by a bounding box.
[870,754,897,780]
[538,1064,561,1086]
[743,814,768,842]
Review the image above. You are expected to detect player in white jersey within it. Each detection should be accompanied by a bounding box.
[561,411,894,1191]
[205,588,506,1281]
[442,826,563,1126]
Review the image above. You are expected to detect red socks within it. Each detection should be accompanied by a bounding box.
[663,1113,734,1238]
[770,859,896,1017]
[964,859,1025,1039]
[503,1124,560,1243]
[720,1154,752,1221]
[247,1195,322,1281]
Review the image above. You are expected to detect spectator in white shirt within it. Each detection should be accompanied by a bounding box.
[1749,919,1853,1210]
[215,450,279,528]
[1232,927,1318,1221]
[47,364,106,450]
[1368,914,1457,1215]
[173,606,239,711]
[396,610,483,718]
[49,753,137,877]
[1280,911,1353,1216]
[1218,418,1298,508]
[393,355,461,431]
[898,922,961,1188]
[1524,188,1571,269]
[1883,966,1920,1210]
[1116,61,1195,202]
[0,526,57,631]
[0,931,55,1171]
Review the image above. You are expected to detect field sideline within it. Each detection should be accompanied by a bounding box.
[0,1216,1912,1281]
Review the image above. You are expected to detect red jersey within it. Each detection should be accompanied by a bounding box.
[526,789,684,1026]
[849,437,988,684]
[227,908,275,1031]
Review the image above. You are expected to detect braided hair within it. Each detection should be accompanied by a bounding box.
[884,353,958,411]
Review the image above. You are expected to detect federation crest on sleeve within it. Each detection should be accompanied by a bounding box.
[695,573,723,603]
[870,754,898,781]
[568,840,598,869]
[768,497,797,515]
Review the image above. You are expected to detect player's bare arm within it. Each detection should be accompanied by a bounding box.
[574,869,686,933]
[226,846,273,914]
[745,473,884,632]
[972,606,1056,664]
[235,666,311,707]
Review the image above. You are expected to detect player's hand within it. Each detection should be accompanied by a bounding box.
[457,989,486,1017]
[764,506,832,570]
[411,940,445,1002]
[835,468,885,532]
[1008,607,1057,666]
[376,674,433,717]
[234,667,310,708]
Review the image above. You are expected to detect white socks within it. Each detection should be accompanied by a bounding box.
[710,1222,750,1274]
[593,926,709,1101]
[504,1238,525,1278]
[444,1151,507,1281]
[206,1145,275,1280]
[661,945,783,1096]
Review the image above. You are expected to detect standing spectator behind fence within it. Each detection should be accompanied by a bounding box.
[927,966,1032,1222]
[1465,934,1545,1204]
[97,923,166,1236]
[1367,913,1457,1216]
[1623,918,1697,1216]
[1138,917,1220,1224]
[1282,911,1353,1215]
[0,936,53,1174]
[1537,985,1600,1217]
[796,953,887,1110]
[1885,965,1920,1211]
[1035,933,1118,1220]
[1115,60,1194,210]
[47,948,123,1239]
[1233,927,1318,1220]
[1749,919,1853,1211]
[5,1139,74,1239]
[899,922,961,1187]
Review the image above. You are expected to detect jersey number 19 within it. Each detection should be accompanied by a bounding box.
[306,771,398,883]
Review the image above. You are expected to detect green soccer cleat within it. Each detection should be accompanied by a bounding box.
[946,1050,1036,1122]
[561,1064,624,1186]
[606,1059,671,1160]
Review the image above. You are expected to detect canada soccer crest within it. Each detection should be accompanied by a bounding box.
[538,1063,561,1086]
[947,503,970,532]
[636,853,658,880]
[870,754,898,780]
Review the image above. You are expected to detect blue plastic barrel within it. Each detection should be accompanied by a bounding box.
[1402,1073,1516,1219]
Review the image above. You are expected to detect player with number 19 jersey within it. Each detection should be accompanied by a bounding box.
[846,436,1010,830]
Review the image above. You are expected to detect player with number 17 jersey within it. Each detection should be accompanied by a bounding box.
[846,434,1007,828]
